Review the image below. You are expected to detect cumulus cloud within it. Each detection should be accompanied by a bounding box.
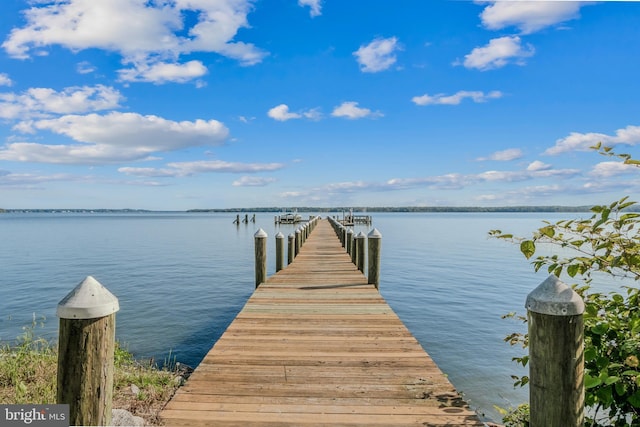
[412,90,502,106]
[477,1,591,34]
[477,148,523,161]
[460,36,534,71]
[118,60,208,84]
[526,160,551,171]
[590,161,638,178]
[545,125,640,155]
[1,112,229,164]
[353,37,401,73]
[267,104,302,121]
[0,73,12,86]
[267,104,322,122]
[2,0,266,84]
[0,85,123,120]
[232,176,278,186]
[331,102,382,120]
[298,0,322,17]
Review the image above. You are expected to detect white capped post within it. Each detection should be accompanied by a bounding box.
[57,276,119,427]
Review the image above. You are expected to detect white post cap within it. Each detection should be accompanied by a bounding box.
[368,228,382,239]
[275,232,284,238]
[254,228,267,238]
[356,231,366,238]
[57,276,120,320]
[526,274,585,316]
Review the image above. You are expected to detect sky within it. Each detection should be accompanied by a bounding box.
[0,0,639,210]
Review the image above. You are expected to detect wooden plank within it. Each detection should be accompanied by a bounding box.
[160,218,483,426]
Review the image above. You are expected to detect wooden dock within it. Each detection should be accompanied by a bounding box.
[161,219,483,426]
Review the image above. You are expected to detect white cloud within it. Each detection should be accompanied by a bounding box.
[477,148,523,161]
[76,61,96,74]
[267,104,322,121]
[590,161,638,178]
[268,104,302,121]
[412,90,502,106]
[2,0,266,84]
[353,37,401,73]
[1,112,229,164]
[477,1,591,34]
[232,176,278,186]
[331,101,382,120]
[545,125,640,155]
[118,60,208,84]
[0,85,123,120]
[0,73,12,86]
[460,36,534,71]
[298,0,322,17]
[526,160,551,171]
[119,160,284,178]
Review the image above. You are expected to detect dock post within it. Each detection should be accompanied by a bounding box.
[295,228,302,257]
[367,228,382,289]
[254,228,267,288]
[346,229,354,256]
[56,276,119,427]
[526,275,585,427]
[355,232,366,272]
[288,233,295,264]
[275,232,284,272]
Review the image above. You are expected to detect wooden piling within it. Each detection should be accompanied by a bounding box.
[346,229,354,257]
[275,232,284,272]
[295,228,302,257]
[56,276,119,427]
[368,228,382,289]
[526,274,585,427]
[355,231,366,272]
[254,228,267,288]
[288,233,295,264]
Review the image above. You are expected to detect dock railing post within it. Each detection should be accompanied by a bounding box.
[295,228,302,257]
[355,232,366,272]
[288,233,295,264]
[526,274,585,427]
[346,229,354,256]
[56,276,119,427]
[367,228,381,289]
[254,228,267,288]
[275,232,284,272]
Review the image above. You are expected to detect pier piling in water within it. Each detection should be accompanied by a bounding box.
[254,228,267,288]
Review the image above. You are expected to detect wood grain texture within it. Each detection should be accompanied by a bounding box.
[161,219,483,426]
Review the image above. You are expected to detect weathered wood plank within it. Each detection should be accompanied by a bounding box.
[160,218,483,426]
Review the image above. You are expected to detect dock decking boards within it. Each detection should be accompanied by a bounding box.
[161,219,484,426]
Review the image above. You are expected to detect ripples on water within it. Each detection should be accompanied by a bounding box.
[1,211,599,422]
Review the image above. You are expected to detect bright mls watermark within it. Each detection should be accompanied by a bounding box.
[1,405,68,426]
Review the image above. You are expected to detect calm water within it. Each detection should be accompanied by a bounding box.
[0,211,592,422]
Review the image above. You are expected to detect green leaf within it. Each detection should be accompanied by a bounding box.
[584,347,598,362]
[540,225,555,238]
[567,264,580,278]
[628,391,640,408]
[604,376,620,385]
[585,374,602,389]
[520,240,535,259]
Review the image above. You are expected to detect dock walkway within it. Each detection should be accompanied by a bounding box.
[161,219,483,426]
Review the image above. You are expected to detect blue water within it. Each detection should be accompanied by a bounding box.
[0,211,592,422]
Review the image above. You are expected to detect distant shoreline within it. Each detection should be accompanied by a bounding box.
[2,205,630,214]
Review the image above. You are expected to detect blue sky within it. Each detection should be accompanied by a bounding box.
[0,0,639,210]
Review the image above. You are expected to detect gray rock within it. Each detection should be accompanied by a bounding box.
[111,408,145,426]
